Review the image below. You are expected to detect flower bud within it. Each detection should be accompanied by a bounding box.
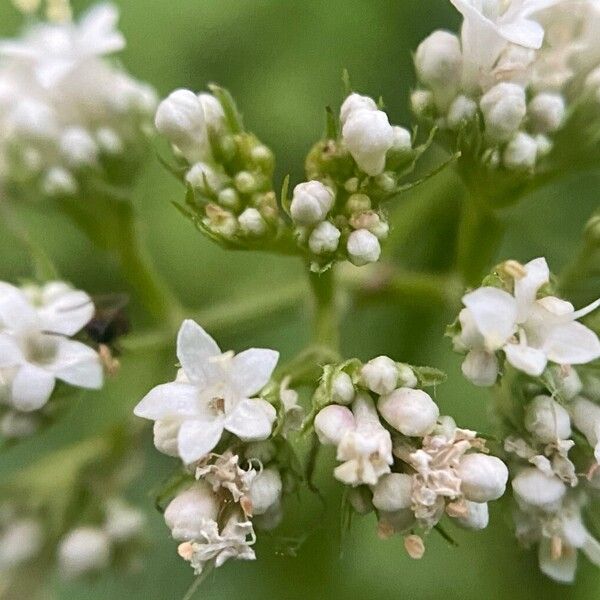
[308,220,341,254]
[331,372,355,405]
[371,473,413,512]
[198,93,225,132]
[377,388,439,437]
[361,356,398,395]
[397,364,418,388]
[60,127,98,167]
[414,31,462,110]
[155,89,208,161]
[186,162,224,193]
[347,229,381,266]
[534,134,552,157]
[41,167,77,196]
[153,418,180,457]
[290,181,334,225]
[217,187,241,210]
[342,109,394,176]
[528,93,565,133]
[503,132,537,170]
[374,172,397,194]
[345,193,371,214]
[480,83,526,142]
[164,482,219,541]
[104,501,145,543]
[455,501,489,530]
[411,89,434,118]
[249,468,282,515]
[0,410,38,438]
[340,93,378,126]
[238,207,267,236]
[252,500,283,530]
[447,95,477,130]
[96,128,123,154]
[244,440,277,464]
[234,171,258,194]
[58,527,111,579]
[314,404,355,445]
[0,518,43,569]
[571,397,600,461]
[391,126,412,152]
[456,453,508,502]
[524,395,571,443]
[511,467,566,509]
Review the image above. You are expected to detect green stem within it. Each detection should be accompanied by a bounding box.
[307,266,340,353]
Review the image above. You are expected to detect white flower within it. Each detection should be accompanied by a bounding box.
[346,229,381,266]
[524,395,571,443]
[0,518,43,570]
[571,397,600,462]
[314,404,356,446]
[458,257,600,383]
[308,221,341,254]
[290,181,334,226]
[164,482,220,541]
[0,281,102,412]
[378,388,440,437]
[59,126,98,167]
[360,355,398,395]
[503,132,538,170]
[342,107,394,175]
[134,320,278,464]
[333,393,393,486]
[371,473,413,512]
[480,82,527,142]
[58,527,111,579]
[248,468,282,515]
[456,453,509,502]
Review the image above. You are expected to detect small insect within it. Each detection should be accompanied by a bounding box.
[85,293,130,351]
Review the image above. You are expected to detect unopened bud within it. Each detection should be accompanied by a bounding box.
[331,372,355,405]
[340,93,378,126]
[377,388,439,437]
[503,132,537,170]
[347,229,381,266]
[411,89,435,118]
[371,473,413,512]
[58,527,111,579]
[345,193,371,214]
[290,180,334,225]
[234,171,258,194]
[447,95,477,130]
[457,453,508,503]
[455,501,489,530]
[308,220,341,254]
[60,127,98,167]
[249,468,282,515]
[528,93,565,133]
[404,534,425,559]
[238,207,267,236]
[153,418,180,457]
[480,83,526,143]
[314,404,355,445]
[217,187,241,210]
[524,395,571,443]
[512,467,566,509]
[198,93,225,132]
[96,128,123,154]
[361,356,398,395]
[164,482,219,541]
[186,162,224,193]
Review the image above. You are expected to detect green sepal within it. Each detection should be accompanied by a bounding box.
[409,365,447,387]
[208,84,244,134]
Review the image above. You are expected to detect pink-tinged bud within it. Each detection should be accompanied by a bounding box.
[377,388,439,437]
[164,482,219,541]
[314,405,355,445]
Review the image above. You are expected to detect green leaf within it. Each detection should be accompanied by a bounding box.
[410,365,447,387]
[325,106,339,140]
[208,84,244,134]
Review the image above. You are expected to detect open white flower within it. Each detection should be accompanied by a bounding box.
[0,281,102,412]
[134,320,278,464]
[457,258,600,384]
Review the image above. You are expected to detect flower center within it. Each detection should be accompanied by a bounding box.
[23,332,58,365]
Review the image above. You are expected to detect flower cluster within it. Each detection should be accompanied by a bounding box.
[450,257,600,386]
[0,280,104,439]
[155,88,286,248]
[0,3,156,199]
[134,320,302,574]
[311,356,508,557]
[412,0,600,174]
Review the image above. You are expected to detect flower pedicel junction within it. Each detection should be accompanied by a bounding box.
[0,0,600,595]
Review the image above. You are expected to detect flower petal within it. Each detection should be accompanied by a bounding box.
[461,349,498,386]
[582,534,600,567]
[0,333,24,367]
[134,381,202,420]
[10,363,55,412]
[542,322,600,365]
[49,337,103,389]
[514,257,549,322]
[37,284,94,336]
[224,398,276,441]
[176,320,221,385]
[498,19,544,49]
[0,283,38,332]
[538,537,577,584]
[177,417,224,464]
[463,287,517,349]
[504,342,547,376]
[231,349,279,396]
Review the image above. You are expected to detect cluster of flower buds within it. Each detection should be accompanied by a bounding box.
[155,87,287,248]
[0,280,105,440]
[0,3,157,199]
[310,356,508,557]
[134,320,303,574]
[412,0,600,174]
[296,92,418,270]
[450,257,600,387]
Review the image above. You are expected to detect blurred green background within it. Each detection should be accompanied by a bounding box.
[0,0,599,598]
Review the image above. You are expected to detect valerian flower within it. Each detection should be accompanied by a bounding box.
[455,257,600,385]
[134,320,278,464]
[0,281,103,412]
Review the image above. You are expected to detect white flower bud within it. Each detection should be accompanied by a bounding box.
[512,467,566,509]
[534,134,552,157]
[342,109,394,176]
[585,67,600,92]
[164,482,219,541]
[397,364,418,388]
[42,167,77,196]
[414,31,462,110]
[344,177,359,193]
[447,95,477,130]
[290,181,334,225]
[60,127,98,167]
[528,93,565,133]
[217,188,240,210]
[234,171,258,194]
[374,172,397,193]
[371,473,413,512]
[249,468,282,515]
[571,397,600,461]
[58,527,111,579]
[314,404,355,445]
[391,126,412,152]
[503,132,538,170]
[455,501,489,530]
[340,93,378,126]
[244,440,277,464]
[0,518,43,569]
[96,128,123,154]
[549,365,582,401]
[185,162,223,193]
[370,218,390,240]
[457,453,508,502]
[361,356,398,395]
[238,207,267,236]
[411,89,434,117]
[7,99,57,140]
[153,418,180,457]
[480,83,526,143]
[524,395,571,443]
[308,221,341,254]
[198,93,225,132]
[104,501,145,543]
[345,193,371,213]
[347,229,381,266]
[331,372,355,405]
[377,388,439,437]
[155,89,208,161]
